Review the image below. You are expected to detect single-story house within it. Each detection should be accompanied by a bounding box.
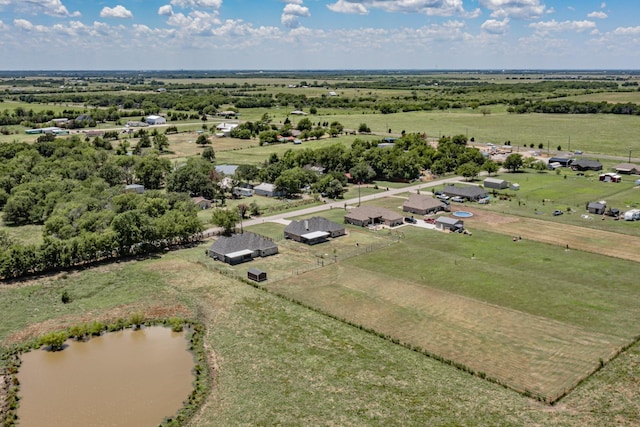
[191,197,212,210]
[208,232,278,265]
[442,185,488,202]
[125,184,145,194]
[435,217,464,232]
[254,183,283,198]
[483,177,509,190]
[599,173,622,183]
[284,217,346,245]
[403,193,448,215]
[344,206,403,228]
[587,201,607,215]
[547,157,573,168]
[145,115,167,125]
[215,123,238,137]
[614,163,640,175]
[248,268,267,282]
[571,159,603,171]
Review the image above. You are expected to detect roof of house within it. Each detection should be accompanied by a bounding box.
[248,267,265,275]
[215,164,239,175]
[588,201,606,209]
[442,185,487,198]
[614,163,639,171]
[209,232,277,256]
[191,197,210,204]
[254,183,276,192]
[403,193,446,211]
[345,206,403,222]
[146,115,163,120]
[572,159,602,169]
[285,217,344,237]
[483,177,507,184]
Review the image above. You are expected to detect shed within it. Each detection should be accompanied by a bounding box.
[145,115,167,125]
[435,217,464,232]
[599,173,622,183]
[248,268,267,282]
[587,201,606,215]
[402,193,448,215]
[547,157,573,168]
[191,197,212,210]
[614,163,640,175]
[233,187,254,197]
[483,177,509,190]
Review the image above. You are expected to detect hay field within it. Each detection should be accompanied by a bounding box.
[267,263,626,401]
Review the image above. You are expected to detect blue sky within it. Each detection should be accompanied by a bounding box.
[0,0,639,70]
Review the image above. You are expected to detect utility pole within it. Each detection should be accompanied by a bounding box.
[629,148,633,163]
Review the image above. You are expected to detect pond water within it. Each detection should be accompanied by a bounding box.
[16,326,195,427]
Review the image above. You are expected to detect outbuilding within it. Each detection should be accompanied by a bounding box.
[483,177,509,190]
[571,159,603,171]
[254,183,283,198]
[145,115,167,125]
[587,201,606,215]
[435,217,464,232]
[247,268,267,282]
[614,163,640,175]
[125,184,145,194]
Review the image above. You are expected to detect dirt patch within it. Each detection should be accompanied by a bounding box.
[460,207,640,263]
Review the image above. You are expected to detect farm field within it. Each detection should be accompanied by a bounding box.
[2,242,640,426]
[261,222,640,402]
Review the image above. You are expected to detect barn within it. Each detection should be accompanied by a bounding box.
[145,115,167,125]
[483,178,509,190]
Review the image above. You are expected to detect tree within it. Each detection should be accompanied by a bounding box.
[504,153,524,172]
[349,161,376,183]
[482,159,499,176]
[211,208,239,236]
[296,117,313,131]
[274,167,316,197]
[195,134,211,145]
[202,146,215,162]
[153,133,169,152]
[455,162,480,181]
[358,123,371,133]
[134,155,171,190]
[40,331,68,351]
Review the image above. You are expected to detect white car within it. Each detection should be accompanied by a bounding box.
[450,196,465,203]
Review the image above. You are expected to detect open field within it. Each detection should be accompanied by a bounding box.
[261,223,640,401]
[2,243,640,426]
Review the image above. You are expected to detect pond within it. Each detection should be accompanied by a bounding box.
[16,326,195,427]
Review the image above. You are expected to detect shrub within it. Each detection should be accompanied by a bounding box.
[40,331,68,351]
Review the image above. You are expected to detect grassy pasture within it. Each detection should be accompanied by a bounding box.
[263,225,640,401]
[561,91,640,104]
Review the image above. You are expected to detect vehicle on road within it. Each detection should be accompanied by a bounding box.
[552,210,564,216]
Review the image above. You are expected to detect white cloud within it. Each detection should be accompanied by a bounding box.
[100,5,133,19]
[165,10,221,35]
[481,18,510,35]
[529,19,596,34]
[170,0,222,9]
[612,26,640,36]
[327,0,368,15]
[4,0,80,18]
[158,5,173,16]
[600,2,606,8]
[587,11,607,19]
[13,19,48,32]
[326,0,478,17]
[480,0,546,20]
[281,3,311,29]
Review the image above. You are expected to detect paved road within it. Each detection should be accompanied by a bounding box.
[203,175,464,235]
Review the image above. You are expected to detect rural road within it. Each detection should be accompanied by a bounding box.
[203,175,465,235]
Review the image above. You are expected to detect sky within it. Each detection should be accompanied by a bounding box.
[0,0,639,70]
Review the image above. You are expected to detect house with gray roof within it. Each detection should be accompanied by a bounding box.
[344,206,403,227]
[587,201,606,215]
[208,232,278,265]
[571,159,603,171]
[284,217,346,245]
[254,183,284,197]
[403,194,448,215]
[442,185,488,201]
[614,163,639,175]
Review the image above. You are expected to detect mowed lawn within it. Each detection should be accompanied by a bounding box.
[264,226,640,401]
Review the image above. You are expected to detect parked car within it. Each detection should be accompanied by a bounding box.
[552,210,564,216]
[436,194,449,201]
[404,216,417,224]
[424,217,436,224]
[450,196,465,203]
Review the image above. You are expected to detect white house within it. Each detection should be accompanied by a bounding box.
[145,115,166,125]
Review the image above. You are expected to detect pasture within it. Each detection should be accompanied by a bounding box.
[263,225,640,402]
